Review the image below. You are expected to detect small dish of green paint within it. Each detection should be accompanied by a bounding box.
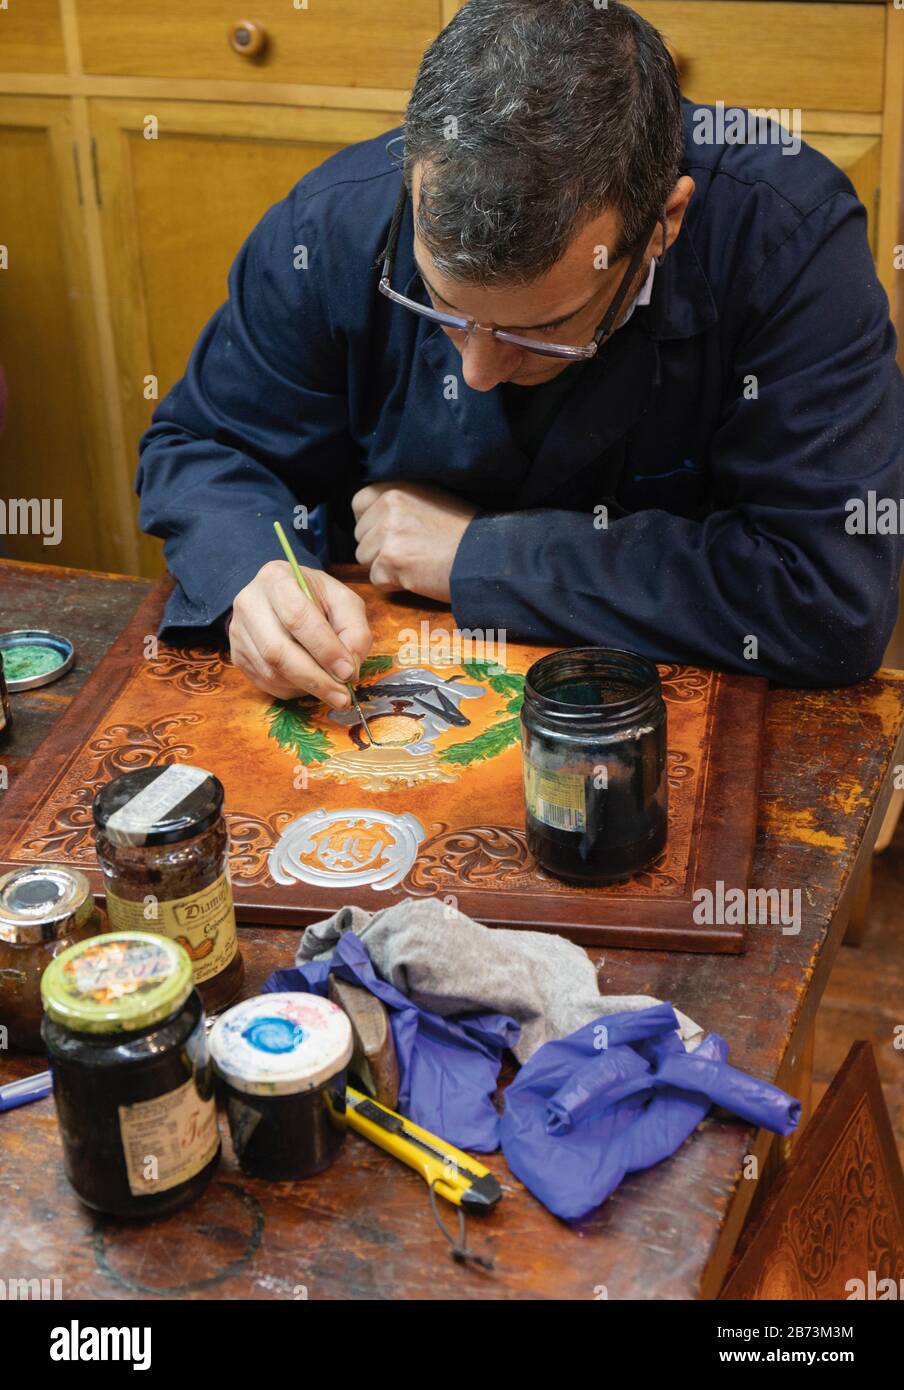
[0,630,75,691]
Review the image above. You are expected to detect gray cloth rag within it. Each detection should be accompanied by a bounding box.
[296,899,704,1063]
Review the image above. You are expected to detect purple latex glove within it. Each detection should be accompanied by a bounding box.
[264,929,519,1152]
[501,1004,800,1220]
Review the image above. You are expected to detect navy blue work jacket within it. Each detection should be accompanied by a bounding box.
[137,104,904,686]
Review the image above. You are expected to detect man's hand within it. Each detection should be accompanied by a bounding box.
[352,482,477,600]
[229,561,372,703]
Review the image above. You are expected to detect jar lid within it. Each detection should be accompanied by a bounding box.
[209,993,353,1097]
[93,764,224,846]
[41,931,194,1033]
[0,866,94,945]
[0,630,75,691]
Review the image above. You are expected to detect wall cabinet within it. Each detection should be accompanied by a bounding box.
[90,99,401,575]
[0,95,110,568]
[77,0,439,89]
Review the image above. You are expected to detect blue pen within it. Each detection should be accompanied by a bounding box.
[0,1070,52,1112]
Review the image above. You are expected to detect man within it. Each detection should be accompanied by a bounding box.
[138,0,904,708]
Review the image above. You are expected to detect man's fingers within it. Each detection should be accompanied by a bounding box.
[266,563,358,683]
[229,629,301,701]
[317,572,373,666]
[255,618,349,707]
[352,502,382,548]
[353,528,400,588]
[231,560,378,702]
[350,482,391,519]
[368,555,401,590]
[235,582,350,705]
[354,525,380,569]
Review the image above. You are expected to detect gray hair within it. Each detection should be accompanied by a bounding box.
[403,0,683,286]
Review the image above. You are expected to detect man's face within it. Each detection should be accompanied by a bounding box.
[411,163,658,392]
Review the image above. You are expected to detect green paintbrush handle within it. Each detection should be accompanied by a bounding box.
[272,519,359,701]
[273,520,317,603]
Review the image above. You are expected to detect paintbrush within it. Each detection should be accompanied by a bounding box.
[272,520,381,746]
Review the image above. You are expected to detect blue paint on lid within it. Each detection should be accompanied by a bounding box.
[241,1016,306,1054]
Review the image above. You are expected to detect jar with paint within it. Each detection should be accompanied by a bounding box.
[209,993,353,1180]
[0,866,107,1052]
[93,764,244,1014]
[41,931,220,1217]
[0,629,75,692]
[521,647,668,885]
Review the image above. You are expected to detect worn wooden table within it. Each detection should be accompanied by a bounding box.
[2,557,903,1300]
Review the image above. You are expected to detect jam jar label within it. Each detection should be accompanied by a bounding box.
[118,1076,219,1197]
[105,871,239,985]
[524,758,587,834]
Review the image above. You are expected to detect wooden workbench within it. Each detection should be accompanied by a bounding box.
[2,557,903,1300]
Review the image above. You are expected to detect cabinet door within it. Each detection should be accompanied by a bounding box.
[0,0,67,73]
[0,97,112,570]
[89,99,399,576]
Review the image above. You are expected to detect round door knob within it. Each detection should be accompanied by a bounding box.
[229,20,268,58]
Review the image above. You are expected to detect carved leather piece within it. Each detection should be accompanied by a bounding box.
[720,1043,904,1300]
[0,577,766,952]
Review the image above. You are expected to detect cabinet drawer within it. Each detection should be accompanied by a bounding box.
[0,0,66,73]
[76,0,442,89]
[632,1,885,114]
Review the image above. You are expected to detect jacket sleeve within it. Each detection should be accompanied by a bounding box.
[450,194,904,687]
[136,191,351,636]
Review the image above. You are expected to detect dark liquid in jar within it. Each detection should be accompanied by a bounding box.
[0,912,105,1053]
[552,679,640,705]
[223,1072,348,1181]
[523,649,668,885]
[96,821,244,1015]
[43,990,219,1217]
[528,768,668,884]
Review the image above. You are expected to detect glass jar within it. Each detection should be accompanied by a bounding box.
[209,993,352,1181]
[521,647,668,885]
[93,764,244,1014]
[41,931,220,1217]
[0,866,105,1052]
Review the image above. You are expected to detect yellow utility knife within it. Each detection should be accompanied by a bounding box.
[344,1085,502,1210]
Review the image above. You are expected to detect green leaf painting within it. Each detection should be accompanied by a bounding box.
[358,654,393,679]
[460,658,507,681]
[264,656,524,768]
[438,716,521,766]
[266,699,333,765]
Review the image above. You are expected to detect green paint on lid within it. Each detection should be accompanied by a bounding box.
[41,931,194,1034]
[2,645,64,681]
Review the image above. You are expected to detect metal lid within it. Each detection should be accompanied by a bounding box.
[0,866,94,945]
[41,931,194,1034]
[92,764,223,847]
[0,630,75,691]
[209,993,353,1097]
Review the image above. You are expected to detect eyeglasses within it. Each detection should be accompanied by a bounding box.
[378,179,664,361]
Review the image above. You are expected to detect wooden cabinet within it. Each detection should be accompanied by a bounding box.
[0,96,111,567]
[0,1,901,577]
[0,0,66,74]
[77,0,442,89]
[89,99,402,575]
[631,0,900,315]
[632,1,885,112]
